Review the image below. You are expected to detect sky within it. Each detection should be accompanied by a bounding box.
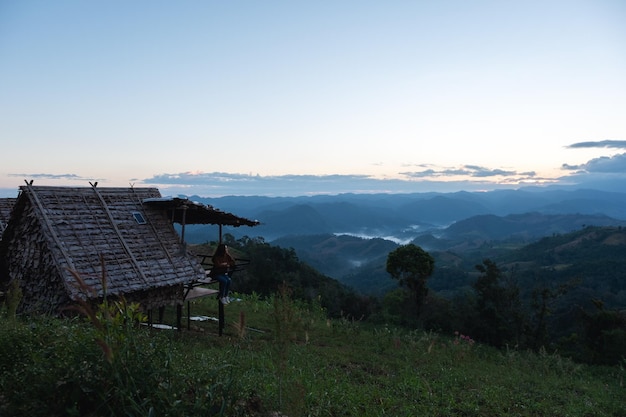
[1,1,625,198]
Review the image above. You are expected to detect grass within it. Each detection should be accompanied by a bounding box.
[1,292,624,416]
[171,293,624,417]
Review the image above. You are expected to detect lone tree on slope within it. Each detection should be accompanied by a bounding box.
[386,243,435,316]
[472,259,523,347]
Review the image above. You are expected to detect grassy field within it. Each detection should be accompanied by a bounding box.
[167,292,624,416]
[1,292,624,416]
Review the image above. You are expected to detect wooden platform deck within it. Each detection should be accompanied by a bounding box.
[182,276,226,334]
[184,285,219,301]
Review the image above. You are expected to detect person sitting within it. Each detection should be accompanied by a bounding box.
[210,243,236,305]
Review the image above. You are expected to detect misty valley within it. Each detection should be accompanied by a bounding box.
[177,187,626,364]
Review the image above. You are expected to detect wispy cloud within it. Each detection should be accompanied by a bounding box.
[146,172,372,185]
[400,165,531,179]
[566,140,626,149]
[142,172,396,196]
[135,156,626,196]
[8,173,100,182]
[4,152,624,200]
[140,167,547,197]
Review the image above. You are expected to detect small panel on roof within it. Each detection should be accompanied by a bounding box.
[132,211,147,224]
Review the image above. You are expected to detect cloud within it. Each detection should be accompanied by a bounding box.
[0,173,104,196]
[400,169,437,178]
[556,152,626,192]
[469,167,518,178]
[140,168,545,197]
[3,157,623,198]
[8,173,100,182]
[148,168,531,190]
[146,172,372,185]
[566,140,626,149]
[401,165,524,179]
[142,172,396,196]
[147,172,257,185]
[561,153,626,173]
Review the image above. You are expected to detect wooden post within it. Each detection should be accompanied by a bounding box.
[180,203,187,243]
[218,298,225,336]
[187,301,191,330]
[218,282,225,336]
[176,304,182,331]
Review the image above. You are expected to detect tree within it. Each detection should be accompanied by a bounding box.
[472,259,524,347]
[529,280,574,350]
[578,299,626,365]
[386,244,435,316]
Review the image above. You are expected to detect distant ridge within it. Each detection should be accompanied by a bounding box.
[183,188,626,243]
[443,212,624,241]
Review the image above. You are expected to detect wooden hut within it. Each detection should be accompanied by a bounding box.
[0,183,258,318]
[0,197,16,239]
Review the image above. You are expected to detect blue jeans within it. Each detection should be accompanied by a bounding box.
[214,274,231,298]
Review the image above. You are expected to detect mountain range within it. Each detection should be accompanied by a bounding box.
[175,187,626,296]
[184,187,626,244]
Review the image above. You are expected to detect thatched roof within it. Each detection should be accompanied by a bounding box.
[0,198,16,237]
[143,197,260,227]
[1,185,207,301]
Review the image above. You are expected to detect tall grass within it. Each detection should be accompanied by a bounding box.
[1,289,624,416]
[0,264,239,417]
